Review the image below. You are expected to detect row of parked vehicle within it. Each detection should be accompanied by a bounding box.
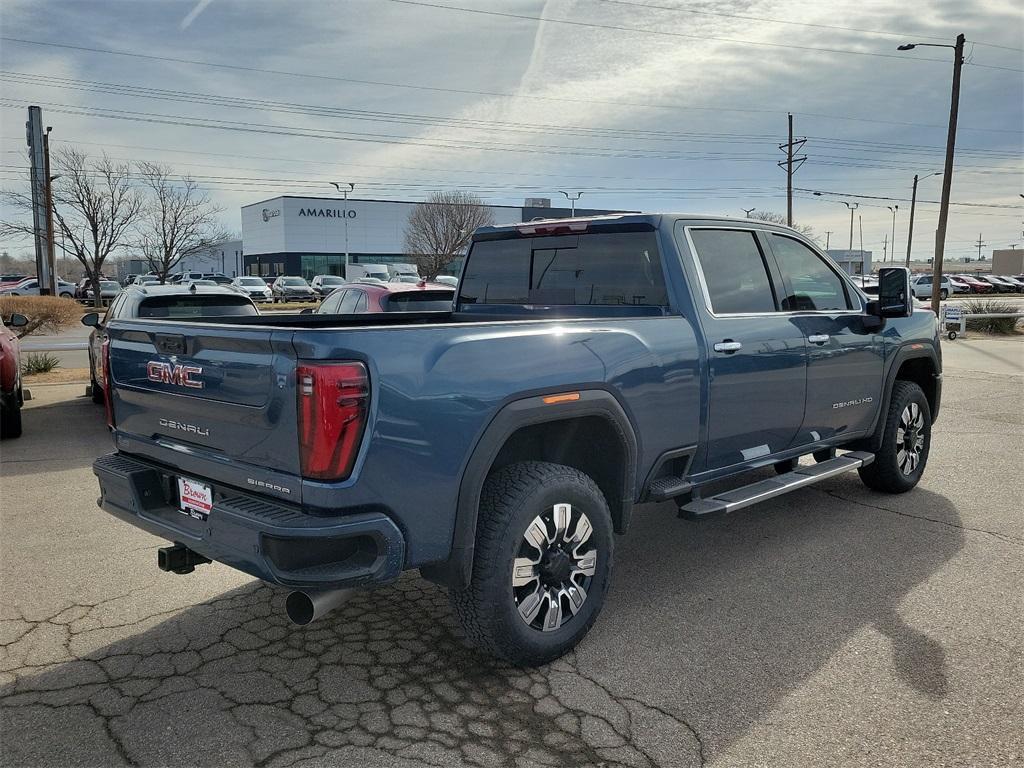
[856,272,1024,299]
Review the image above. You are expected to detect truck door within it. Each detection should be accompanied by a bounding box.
[763,233,883,443]
[679,226,807,472]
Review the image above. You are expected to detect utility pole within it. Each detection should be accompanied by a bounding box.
[742,207,755,218]
[559,190,582,216]
[825,231,832,250]
[975,233,985,261]
[882,233,888,263]
[898,33,964,316]
[777,113,806,227]
[25,106,55,295]
[859,215,865,285]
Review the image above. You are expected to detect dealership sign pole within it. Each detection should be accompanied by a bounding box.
[25,106,55,295]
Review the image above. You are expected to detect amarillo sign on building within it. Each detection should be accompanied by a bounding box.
[240,195,623,279]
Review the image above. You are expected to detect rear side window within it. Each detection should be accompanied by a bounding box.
[768,234,852,311]
[688,229,776,314]
[137,295,258,318]
[459,231,668,307]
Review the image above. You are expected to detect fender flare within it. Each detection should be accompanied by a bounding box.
[423,389,638,589]
[861,342,941,451]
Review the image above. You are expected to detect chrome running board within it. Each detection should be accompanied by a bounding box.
[680,451,874,518]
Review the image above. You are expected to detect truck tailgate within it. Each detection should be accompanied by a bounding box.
[107,321,302,498]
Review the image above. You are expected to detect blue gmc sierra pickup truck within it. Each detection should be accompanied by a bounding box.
[93,214,941,665]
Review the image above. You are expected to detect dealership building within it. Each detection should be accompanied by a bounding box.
[240,196,624,279]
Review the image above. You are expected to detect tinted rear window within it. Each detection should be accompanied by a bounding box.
[137,295,258,318]
[384,290,454,312]
[458,231,668,307]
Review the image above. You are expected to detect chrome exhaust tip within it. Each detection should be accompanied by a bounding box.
[285,588,353,626]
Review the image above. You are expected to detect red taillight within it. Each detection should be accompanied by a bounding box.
[101,338,114,428]
[296,362,369,481]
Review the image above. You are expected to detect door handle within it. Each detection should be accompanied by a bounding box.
[808,334,830,345]
[713,340,742,353]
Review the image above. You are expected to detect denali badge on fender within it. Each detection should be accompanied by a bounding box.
[147,361,204,389]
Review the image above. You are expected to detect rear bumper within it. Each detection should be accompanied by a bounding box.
[93,452,406,589]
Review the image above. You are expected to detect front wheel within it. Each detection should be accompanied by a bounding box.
[858,381,931,493]
[449,461,613,666]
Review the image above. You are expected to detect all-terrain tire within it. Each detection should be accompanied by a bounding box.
[858,380,931,493]
[449,461,613,666]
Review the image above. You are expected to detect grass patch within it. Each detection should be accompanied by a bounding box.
[21,352,61,375]
[962,299,1022,334]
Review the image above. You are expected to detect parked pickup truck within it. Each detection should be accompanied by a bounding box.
[92,214,941,665]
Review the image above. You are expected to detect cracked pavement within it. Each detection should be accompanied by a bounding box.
[2,337,1022,767]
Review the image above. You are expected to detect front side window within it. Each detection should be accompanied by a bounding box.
[688,229,776,314]
[338,290,361,313]
[317,290,346,314]
[459,231,668,307]
[768,235,852,311]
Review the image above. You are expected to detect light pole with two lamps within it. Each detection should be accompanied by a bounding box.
[559,190,582,217]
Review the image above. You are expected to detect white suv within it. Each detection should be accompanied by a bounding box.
[910,274,952,300]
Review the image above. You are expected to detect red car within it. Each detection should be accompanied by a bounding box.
[315,280,455,314]
[954,274,994,294]
[1,312,28,439]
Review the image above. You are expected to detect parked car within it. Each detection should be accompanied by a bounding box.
[271,276,315,303]
[310,274,348,299]
[976,275,1015,293]
[230,276,274,302]
[81,283,260,406]
[953,274,993,294]
[0,274,29,287]
[0,312,28,439]
[0,277,76,298]
[947,275,972,294]
[81,280,123,303]
[315,281,455,314]
[93,214,941,665]
[910,274,952,300]
[999,275,1024,291]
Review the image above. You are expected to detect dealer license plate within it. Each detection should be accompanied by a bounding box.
[177,477,213,520]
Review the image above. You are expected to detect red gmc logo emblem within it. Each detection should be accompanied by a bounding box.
[147,361,204,389]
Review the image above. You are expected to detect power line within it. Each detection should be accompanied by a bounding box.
[797,187,1023,209]
[3,71,1019,160]
[596,0,1024,52]
[382,0,1024,71]
[1,37,1019,134]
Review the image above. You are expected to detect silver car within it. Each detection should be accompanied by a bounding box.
[231,276,274,302]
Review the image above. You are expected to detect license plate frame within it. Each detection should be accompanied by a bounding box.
[177,476,213,520]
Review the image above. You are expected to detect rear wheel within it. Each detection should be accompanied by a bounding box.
[449,461,613,666]
[858,381,931,493]
[939,288,948,300]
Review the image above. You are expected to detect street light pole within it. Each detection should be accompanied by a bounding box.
[844,201,859,249]
[742,207,756,218]
[331,182,355,277]
[887,205,898,263]
[898,33,965,316]
[558,190,582,217]
[904,172,941,267]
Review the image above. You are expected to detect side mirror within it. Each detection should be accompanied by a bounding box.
[5,313,28,328]
[874,267,913,318]
[81,312,101,327]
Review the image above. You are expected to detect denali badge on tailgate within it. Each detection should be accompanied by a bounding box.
[147,361,204,389]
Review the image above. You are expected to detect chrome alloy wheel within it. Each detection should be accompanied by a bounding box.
[512,503,597,632]
[896,402,926,475]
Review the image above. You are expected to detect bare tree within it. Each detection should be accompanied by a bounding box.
[1,148,143,306]
[748,210,818,243]
[136,162,231,283]
[403,191,494,279]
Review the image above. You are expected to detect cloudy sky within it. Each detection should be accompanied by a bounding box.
[1,0,1021,261]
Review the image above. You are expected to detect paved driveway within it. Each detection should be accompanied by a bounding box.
[1,340,1021,767]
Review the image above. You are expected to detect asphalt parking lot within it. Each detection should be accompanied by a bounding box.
[1,338,1022,767]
